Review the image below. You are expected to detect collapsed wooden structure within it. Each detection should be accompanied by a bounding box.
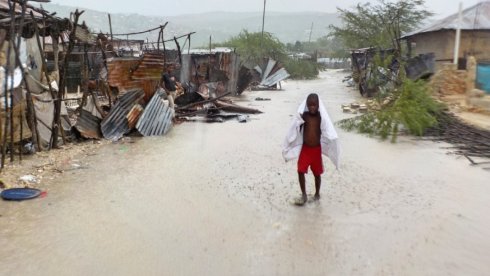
[0,1,275,172]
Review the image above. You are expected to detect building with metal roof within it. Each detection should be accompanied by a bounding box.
[401,1,490,69]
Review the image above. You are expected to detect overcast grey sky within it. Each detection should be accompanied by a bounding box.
[49,0,482,18]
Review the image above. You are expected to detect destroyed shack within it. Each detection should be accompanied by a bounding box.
[350,47,435,97]
[350,48,398,97]
[180,48,240,98]
[1,1,268,171]
[0,1,85,158]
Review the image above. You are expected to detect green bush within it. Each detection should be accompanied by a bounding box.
[339,79,444,142]
[284,59,319,80]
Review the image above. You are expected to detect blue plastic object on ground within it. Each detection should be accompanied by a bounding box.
[1,188,42,201]
[476,63,490,94]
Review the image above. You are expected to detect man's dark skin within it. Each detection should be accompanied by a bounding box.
[298,94,322,203]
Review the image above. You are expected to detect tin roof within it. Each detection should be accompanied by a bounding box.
[136,90,173,136]
[101,89,144,140]
[0,0,44,19]
[107,53,165,102]
[74,110,102,139]
[402,1,490,38]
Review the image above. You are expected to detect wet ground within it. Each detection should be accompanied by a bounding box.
[1,70,489,275]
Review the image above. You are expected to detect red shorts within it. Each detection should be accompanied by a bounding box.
[297,145,323,176]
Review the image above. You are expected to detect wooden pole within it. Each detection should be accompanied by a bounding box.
[157,28,161,52]
[31,11,57,150]
[261,0,266,49]
[19,106,22,162]
[162,27,166,65]
[96,36,111,107]
[108,13,113,42]
[174,36,182,64]
[8,6,17,163]
[5,0,17,164]
[54,9,84,149]
[308,22,314,43]
[12,6,41,153]
[1,38,11,169]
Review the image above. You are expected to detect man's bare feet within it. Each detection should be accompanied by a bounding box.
[313,194,320,201]
[294,194,307,206]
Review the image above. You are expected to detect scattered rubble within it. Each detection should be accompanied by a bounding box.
[341,101,371,114]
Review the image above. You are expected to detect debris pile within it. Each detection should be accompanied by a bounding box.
[0,1,278,180]
[423,111,490,164]
[430,64,468,97]
[175,92,261,123]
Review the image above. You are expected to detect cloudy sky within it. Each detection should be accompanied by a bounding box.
[49,0,481,18]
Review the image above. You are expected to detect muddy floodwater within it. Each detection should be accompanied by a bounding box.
[1,71,489,275]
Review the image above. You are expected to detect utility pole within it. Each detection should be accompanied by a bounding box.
[453,2,463,65]
[261,0,266,49]
[308,22,314,43]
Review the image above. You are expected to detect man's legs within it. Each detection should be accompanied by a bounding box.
[167,90,176,109]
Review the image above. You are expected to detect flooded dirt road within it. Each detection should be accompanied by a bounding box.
[1,71,489,275]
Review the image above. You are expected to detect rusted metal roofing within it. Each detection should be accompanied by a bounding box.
[74,109,102,139]
[101,89,144,140]
[107,53,165,102]
[180,52,240,95]
[136,90,173,136]
[132,53,165,101]
[127,104,143,129]
[402,1,490,38]
[107,57,141,91]
[237,66,255,95]
[0,0,43,19]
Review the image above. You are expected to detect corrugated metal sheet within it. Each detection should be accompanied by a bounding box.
[0,0,43,19]
[180,52,241,95]
[74,109,102,139]
[260,68,290,87]
[107,57,141,91]
[261,59,277,83]
[101,89,144,140]
[132,53,165,81]
[107,53,165,102]
[136,90,173,136]
[402,2,490,38]
[237,66,254,95]
[131,53,165,101]
[126,104,143,129]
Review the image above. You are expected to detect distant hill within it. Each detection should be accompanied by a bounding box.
[40,3,340,48]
